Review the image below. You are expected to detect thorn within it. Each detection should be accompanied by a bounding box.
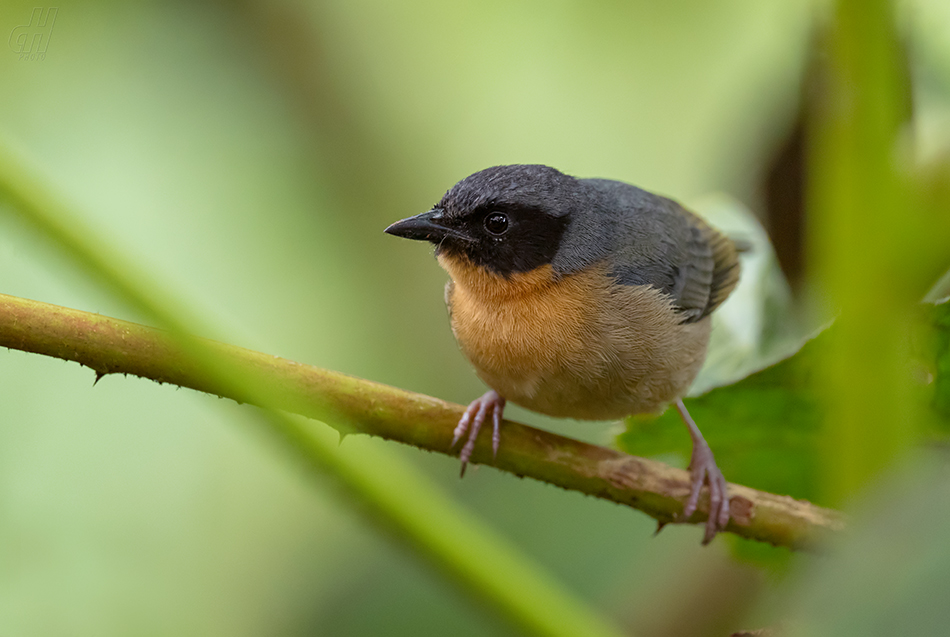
[338,431,349,446]
[654,520,669,537]
[93,371,106,386]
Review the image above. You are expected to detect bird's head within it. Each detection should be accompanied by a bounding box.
[385,165,584,277]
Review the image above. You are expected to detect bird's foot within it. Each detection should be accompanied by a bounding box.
[682,442,731,544]
[675,399,730,544]
[452,390,506,477]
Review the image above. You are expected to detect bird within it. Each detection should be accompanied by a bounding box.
[385,164,740,543]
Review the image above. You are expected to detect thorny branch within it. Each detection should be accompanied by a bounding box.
[0,292,844,550]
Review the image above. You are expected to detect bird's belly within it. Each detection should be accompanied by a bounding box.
[445,263,711,421]
[468,336,690,421]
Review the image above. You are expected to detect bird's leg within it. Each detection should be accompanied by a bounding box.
[675,399,730,544]
[452,390,506,477]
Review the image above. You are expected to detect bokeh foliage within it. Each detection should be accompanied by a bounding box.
[3,0,950,636]
[0,1,815,635]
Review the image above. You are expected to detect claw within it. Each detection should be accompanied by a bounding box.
[453,390,506,476]
[451,410,471,448]
[491,400,503,457]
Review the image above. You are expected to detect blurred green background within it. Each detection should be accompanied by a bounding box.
[2,1,950,635]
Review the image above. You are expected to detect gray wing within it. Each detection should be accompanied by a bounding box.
[583,179,740,323]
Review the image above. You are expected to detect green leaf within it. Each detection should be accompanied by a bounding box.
[618,333,826,505]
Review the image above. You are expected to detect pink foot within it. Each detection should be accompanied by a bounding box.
[682,441,731,544]
[676,399,730,544]
[452,390,506,477]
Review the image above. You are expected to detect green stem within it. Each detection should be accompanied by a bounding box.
[0,139,626,637]
[808,0,919,504]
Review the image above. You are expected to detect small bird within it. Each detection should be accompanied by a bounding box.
[385,165,740,542]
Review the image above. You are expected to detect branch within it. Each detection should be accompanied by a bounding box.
[0,292,844,550]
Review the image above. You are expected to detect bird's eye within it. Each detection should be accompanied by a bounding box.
[484,212,509,236]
